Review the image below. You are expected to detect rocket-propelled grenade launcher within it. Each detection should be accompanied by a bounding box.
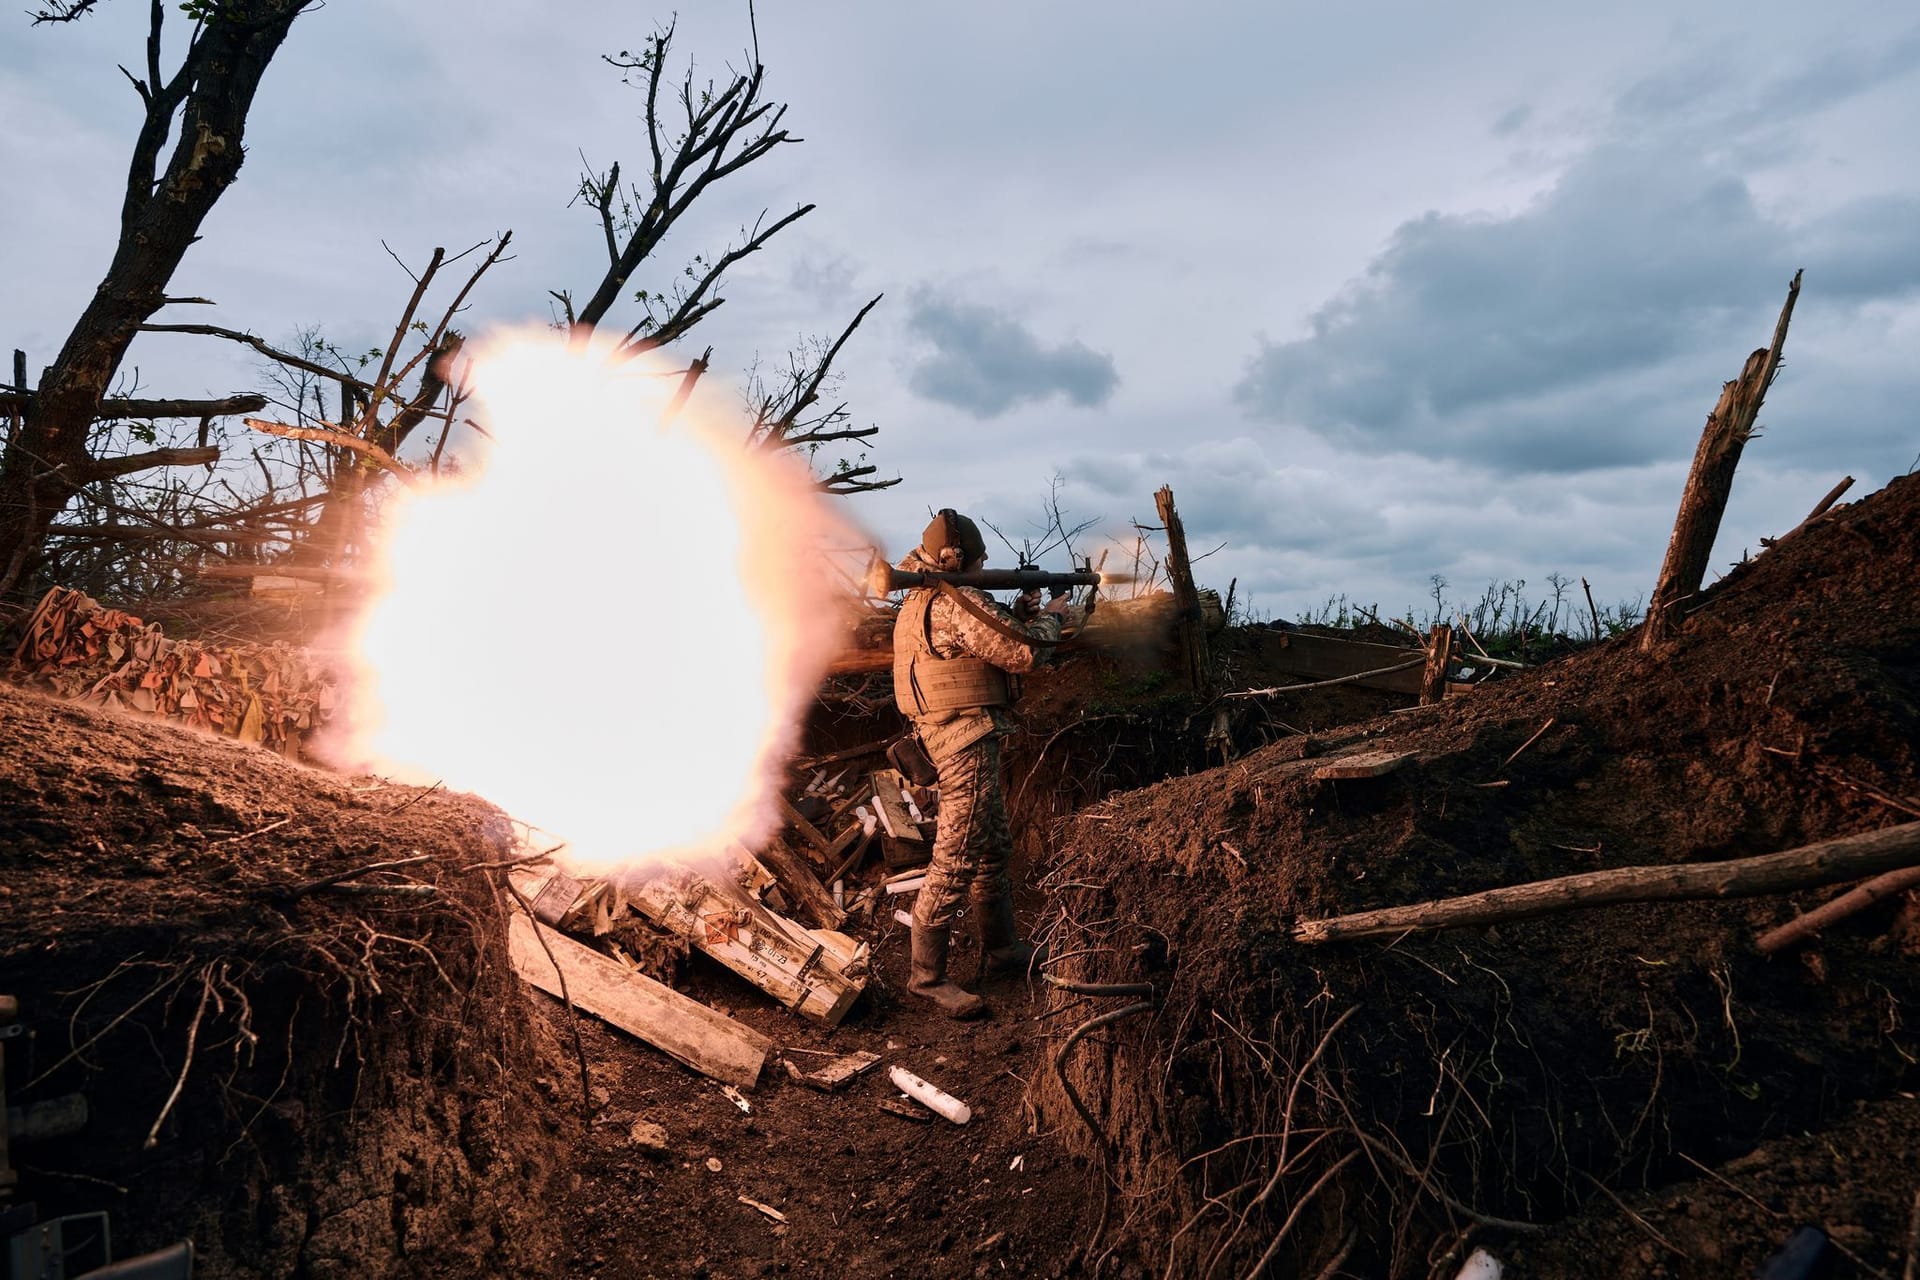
[869,565,1104,595]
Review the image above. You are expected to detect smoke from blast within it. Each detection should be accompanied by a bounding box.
[343,331,863,873]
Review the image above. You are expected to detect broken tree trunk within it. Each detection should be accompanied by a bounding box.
[1154,485,1212,697]
[1420,624,1453,706]
[1642,270,1802,650]
[1294,819,1920,943]
[507,912,772,1089]
[1754,864,1920,955]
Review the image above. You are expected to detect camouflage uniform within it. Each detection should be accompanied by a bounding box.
[892,546,1066,933]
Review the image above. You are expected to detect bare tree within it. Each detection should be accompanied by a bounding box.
[552,19,897,494]
[0,0,318,599]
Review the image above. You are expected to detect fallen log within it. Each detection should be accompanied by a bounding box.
[506,913,772,1089]
[1294,820,1920,944]
[1755,864,1920,955]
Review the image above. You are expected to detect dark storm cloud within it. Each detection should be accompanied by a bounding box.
[1233,139,1920,473]
[904,291,1119,418]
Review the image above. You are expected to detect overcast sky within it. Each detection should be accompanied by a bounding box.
[5,2,1916,624]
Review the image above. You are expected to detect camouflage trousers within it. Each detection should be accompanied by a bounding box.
[911,732,1014,931]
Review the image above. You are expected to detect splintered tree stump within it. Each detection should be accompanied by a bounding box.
[1154,485,1212,697]
[1420,624,1453,706]
[1294,820,1920,943]
[1643,270,1802,650]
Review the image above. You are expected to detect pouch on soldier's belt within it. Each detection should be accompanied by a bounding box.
[887,733,939,787]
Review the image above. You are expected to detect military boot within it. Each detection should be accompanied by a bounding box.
[908,923,986,1019]
[977,894,1049,982]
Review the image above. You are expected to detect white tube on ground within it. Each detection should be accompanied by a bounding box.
[889,1065,971,1125]
[1454,1248,1502,1280]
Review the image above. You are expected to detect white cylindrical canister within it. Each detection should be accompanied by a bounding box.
[888,1065,972,1125]
[1454,1248,1502,1280]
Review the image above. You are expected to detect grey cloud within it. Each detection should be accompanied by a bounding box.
[1491,103,1532,137]
[905,291,1118,418]
[1616,26,1920,141]
[1233,136,1920,473]
[789,250,859,305]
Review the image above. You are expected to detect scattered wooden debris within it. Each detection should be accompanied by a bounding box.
[752,842,847,931]
[7,585,340,756]
[776,793,834,861]
[870,770,930,870]
[1313,751,1416,781]
[877,1098,933,1123]
[737,1194,787,1224]
[625,863,869,1026]
[506,913,772,1090]
[784,1049,881,1093]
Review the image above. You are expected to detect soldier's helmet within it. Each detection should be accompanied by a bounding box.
[920,509,987,571]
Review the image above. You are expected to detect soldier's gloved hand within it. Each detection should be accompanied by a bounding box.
[1012,588,1042,622]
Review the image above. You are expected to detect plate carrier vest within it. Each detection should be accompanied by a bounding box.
[892,589,1010,719]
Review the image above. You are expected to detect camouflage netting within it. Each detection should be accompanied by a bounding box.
[7,586,342,756]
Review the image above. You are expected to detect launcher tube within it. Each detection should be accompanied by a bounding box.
[874,566,1102,594]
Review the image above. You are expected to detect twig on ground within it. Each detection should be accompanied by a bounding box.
[1223,658,1424,700]
[317,883,440,899]
[383,780,444,816]
[1577,1169,1688,1260]
[1755,864,1920,954]
[208,815,293,846]
[273,852,433,900]
[1816,766,1920,819]
[1500,717,1557,771]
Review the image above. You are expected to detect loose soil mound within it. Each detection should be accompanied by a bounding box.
[1035,474,1920,1278]
[0,690,566,1276]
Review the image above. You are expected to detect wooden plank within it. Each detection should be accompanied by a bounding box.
[630,865,868,1026]
[529,871,585,925]
[1313,750,1416,781]
[784,1049,882,1092]
[1265,631,1427,695]
[506,913,771,1090]
[867,771,923,842]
